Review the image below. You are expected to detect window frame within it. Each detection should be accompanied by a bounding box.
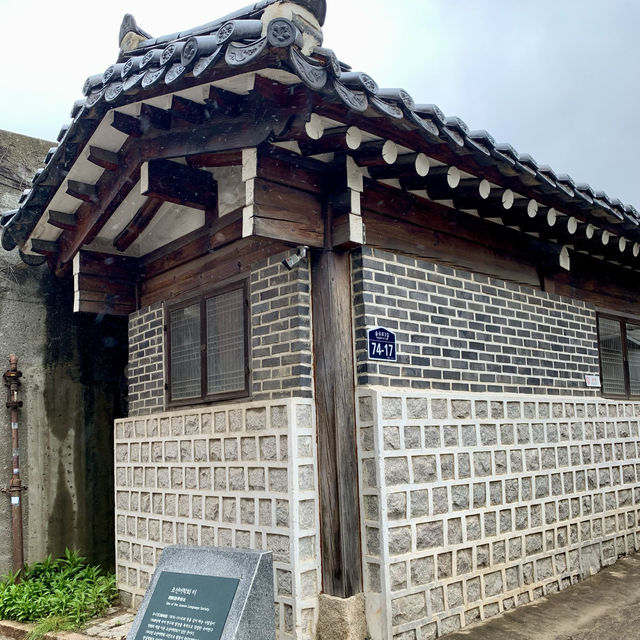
[166,280,250,407]
[596,312,640,400]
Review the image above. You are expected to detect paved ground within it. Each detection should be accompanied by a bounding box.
[1,555,640,640]
[446,553,640,640]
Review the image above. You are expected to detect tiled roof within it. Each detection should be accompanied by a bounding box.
[4,0,639,262]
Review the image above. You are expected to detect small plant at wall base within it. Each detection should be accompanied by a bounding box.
[0,549,118,639]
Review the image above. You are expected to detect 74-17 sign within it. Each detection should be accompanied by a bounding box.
[368,327,397,362]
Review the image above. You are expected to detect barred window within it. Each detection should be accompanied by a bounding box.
[597,313,640,398]
[167,283,248,404]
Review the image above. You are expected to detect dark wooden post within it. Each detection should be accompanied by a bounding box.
[312,195,362,598]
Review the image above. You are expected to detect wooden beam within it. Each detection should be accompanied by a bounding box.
[476,189,514,218]
[171,95,208,125]
[450,177,491,210]
[363,208,540,287]
[31,238,58,256]
[402,165,460,200]
[209,208,244,251]
[139,102,171,132]
[88,146,121,171]
[73,250,137,316]
[47,210,77,231]
[186,150,243,168]
[109,110,143,137]
[298,126,363,156]
[312,247,362,598]
[243,177,324,247]
[368,153,430,181]
[57,164,141,275]
[66,180,98,203]
[113,197,164,252]
[352,140,398,166]
[139,236,288,306]
[253,146,326,195]
[55,95,287,274]
[140,159,217,211]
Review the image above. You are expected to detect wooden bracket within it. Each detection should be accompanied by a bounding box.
[140,159,217,211]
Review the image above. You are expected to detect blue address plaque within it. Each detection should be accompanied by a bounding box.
[368,327,397,362]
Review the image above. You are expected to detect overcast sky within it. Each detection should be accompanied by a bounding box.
[2,0,639,207]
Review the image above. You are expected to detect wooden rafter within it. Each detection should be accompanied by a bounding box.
[113,197,164,252]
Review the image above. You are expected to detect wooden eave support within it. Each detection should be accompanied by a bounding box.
[328,154,365,249]
[113,197,164,252]
[47,210,77,231]
[243,176,324,248]
[140,159,217,211]
[368,152,430,181]
[88,146,121,171]
[502,198,539,230]
[140,102,172,131]
[73,250,138,316]
[31,238,58,256]
[56,102,279,275]
[351,140,398,167]
[253,145,326,195]
[66,180,98,203]
[171,95,208,125]
[450,177,491,210]
[109,110,144,138]
[361,178,580,283]
[241,146,325,248]
[401,165,460,201]
[475,189,514,218]
[187,150,243,168]
[298,125,363,156]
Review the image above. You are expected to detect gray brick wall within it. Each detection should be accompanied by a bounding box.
[249,252,313,401]
[128,302,164,416]
[352,247,600,396]
[127,252,313,415]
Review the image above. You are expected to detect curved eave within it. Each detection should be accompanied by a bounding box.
[6,10,640,269]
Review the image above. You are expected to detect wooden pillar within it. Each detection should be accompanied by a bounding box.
[311,246,362,598]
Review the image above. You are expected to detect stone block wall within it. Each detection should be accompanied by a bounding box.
[114,398,320,640]
[128,251,313,416]
[352,247,599,396]
[358,389,640,640]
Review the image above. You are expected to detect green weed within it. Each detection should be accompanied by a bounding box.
[0,549,118,640]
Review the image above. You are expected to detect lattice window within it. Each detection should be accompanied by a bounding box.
[168,283,248,405]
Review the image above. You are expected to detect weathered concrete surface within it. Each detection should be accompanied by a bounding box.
[445,553,640,640]
[0,129,128,572]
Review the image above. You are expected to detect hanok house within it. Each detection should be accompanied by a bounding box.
[4,0,640,638]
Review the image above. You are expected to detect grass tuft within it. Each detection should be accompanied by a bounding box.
[0,549,118,640]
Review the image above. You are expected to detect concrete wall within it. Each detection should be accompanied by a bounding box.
[0,129,126,571]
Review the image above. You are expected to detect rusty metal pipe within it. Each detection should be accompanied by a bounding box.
[4,355,24,572]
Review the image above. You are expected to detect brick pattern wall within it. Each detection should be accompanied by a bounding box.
[250,253,313,400]
[114,399,320,640]
[127,252,313,416]
[352,248,600,396]
[127,302,164,416]
[358,390,640,640]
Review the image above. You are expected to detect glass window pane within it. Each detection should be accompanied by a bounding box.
[627,322,640,396]
[207,289,245,395]
[598,317,625,395]
[170,304,201,399]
